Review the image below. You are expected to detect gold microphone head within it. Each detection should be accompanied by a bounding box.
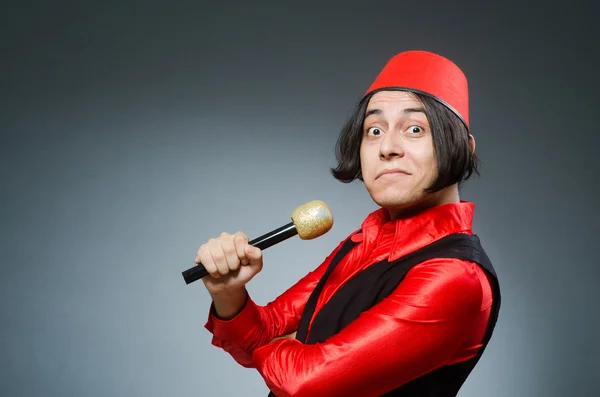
[291,200,334,240]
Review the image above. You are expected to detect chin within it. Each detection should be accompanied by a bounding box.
[369,186,428,211]
[371,191,415,209]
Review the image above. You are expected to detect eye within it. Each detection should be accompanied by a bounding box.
[366,127,383,136]
[407,125,424,134]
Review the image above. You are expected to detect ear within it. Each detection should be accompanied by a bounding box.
[468,134,476,154]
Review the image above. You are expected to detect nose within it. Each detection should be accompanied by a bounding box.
[379,131,405,160]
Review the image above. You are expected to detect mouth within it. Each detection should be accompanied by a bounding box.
[375,169,411,180]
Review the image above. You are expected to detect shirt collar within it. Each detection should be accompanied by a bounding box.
[358,201,475,262]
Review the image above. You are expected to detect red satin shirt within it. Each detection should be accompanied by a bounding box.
[205,201,493,397]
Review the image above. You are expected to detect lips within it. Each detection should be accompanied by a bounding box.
[376,169,410,179]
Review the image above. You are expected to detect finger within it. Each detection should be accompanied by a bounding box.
[244,244,263,270]
[198,245,219,278]
[209,239,230,276]
[220,233,240,272]
[233,232,249,265]
[195,244,206,264]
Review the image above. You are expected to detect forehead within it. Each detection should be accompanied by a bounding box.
[366,90,422,111]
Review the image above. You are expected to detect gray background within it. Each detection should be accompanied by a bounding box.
[1,1,599,396]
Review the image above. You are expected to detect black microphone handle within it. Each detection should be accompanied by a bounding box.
[182,221,298,285]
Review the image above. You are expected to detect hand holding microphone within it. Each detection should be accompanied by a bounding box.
[183,200,334,293]
[195,231,265,296]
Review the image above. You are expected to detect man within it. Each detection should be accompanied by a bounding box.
[196,50,501,396]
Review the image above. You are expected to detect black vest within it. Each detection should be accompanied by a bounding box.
[268,233,501,397]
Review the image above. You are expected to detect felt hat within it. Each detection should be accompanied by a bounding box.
[365,50,469,129]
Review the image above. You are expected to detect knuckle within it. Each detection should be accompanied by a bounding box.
[234,231,247,240]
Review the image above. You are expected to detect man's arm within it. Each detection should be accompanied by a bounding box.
[251,258,487,397]
[204,237,352,366]
[211,287,248,320]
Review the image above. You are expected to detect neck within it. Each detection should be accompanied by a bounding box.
[387,185,460,220]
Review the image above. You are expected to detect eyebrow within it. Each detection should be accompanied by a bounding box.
[365,107,426,118]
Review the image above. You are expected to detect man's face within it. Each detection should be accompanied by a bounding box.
[360,91,438,213]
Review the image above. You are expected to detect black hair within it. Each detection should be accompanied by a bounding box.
[330,89,480,193]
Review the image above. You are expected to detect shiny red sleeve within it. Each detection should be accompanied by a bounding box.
[251,258,486,397]
[204,238,350,368]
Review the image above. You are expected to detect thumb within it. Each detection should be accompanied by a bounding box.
[245,245,263,266]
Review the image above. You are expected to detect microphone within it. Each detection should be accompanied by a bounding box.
[182,200,334,285]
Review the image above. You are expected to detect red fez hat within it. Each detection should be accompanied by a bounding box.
[364,50,469,129]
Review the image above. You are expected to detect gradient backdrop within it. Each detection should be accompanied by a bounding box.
[1,1,599,396]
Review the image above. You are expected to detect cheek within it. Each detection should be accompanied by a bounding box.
[424,153,438,180]
[411,146,437,179]
[359,146,373,177]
